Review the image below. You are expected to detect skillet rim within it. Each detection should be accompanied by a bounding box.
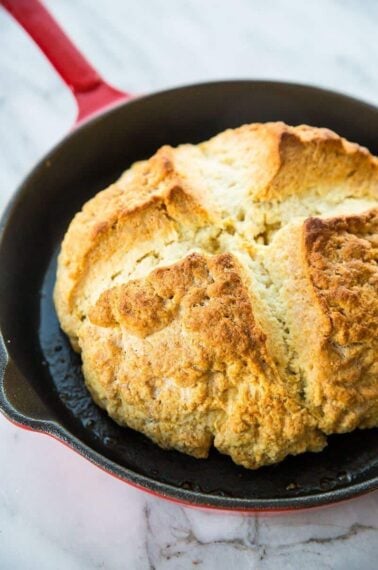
[0,79,378,511]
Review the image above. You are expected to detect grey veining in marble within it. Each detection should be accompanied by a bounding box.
[0,1,377,568]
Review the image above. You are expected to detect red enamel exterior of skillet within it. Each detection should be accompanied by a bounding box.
[0,0,377,513]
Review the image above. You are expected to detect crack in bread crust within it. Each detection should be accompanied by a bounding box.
[54,122,378,469]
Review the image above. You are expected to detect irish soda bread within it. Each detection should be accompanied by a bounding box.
[54,122,378,469]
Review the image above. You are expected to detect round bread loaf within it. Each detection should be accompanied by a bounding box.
[54,122,378,469]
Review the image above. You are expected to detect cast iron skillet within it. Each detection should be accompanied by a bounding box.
[0,0,377,512]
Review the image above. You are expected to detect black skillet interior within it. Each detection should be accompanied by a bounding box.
[1,81,377,510]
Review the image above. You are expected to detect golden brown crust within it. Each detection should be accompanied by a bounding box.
[189,122,378,203]
[259,208,378,435]
[54,146,214,347]
[302,209,378,431]
[264,123,377,201]
[54,122,378,469]
[89,253,267,364]
[83,253,325,465]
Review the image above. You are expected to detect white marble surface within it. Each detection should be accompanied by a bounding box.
[0,0,377,568]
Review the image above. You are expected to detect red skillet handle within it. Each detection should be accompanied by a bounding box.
[1,0,132,124]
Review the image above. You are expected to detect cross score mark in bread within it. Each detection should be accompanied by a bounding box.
[54,122,378,469]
